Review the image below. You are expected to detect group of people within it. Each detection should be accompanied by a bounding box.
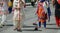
[0,0,60,32]
[33,0,51,30]
[0,0,26,32]
[33,0,60,30]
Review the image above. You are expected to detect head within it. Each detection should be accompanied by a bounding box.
[40,0,45,3]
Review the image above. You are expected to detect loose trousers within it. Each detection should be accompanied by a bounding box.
[55,16,60,27]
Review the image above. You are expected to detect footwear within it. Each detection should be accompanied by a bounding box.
[34,28,38,31]
[33,23,37,25]
[17,29,22,32]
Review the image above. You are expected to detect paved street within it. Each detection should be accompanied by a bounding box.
[0,4,60,33]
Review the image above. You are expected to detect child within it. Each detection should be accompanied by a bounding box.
[0,1,8,28]
[13,0,25,32]
[34,0,47,30]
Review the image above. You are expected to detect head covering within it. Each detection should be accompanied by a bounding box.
[40,0,45,2]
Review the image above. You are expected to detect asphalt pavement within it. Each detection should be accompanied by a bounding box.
[0,3,60,33]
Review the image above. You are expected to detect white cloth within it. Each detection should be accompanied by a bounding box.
[13,9,24,28]
[0,1,8,25]
[1,14,6,24]
[13,0,25,27]
[43,1,49,13]
[13,0,25,8]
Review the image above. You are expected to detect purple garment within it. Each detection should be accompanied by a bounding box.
[40,0,45,2]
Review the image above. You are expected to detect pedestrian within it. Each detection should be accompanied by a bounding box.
[13,0,26,32]
[34,0,48,30]
[8,0,13,14]
[52,0,60,27]
[0,0,8,28]
[46,0,51,22]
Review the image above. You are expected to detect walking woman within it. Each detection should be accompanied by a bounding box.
[52,0,60,27]
[13,0,25,31]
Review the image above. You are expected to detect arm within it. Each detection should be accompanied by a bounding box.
[21,0,26,8]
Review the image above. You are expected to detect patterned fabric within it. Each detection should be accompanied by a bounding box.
[13,0,25,21]
[0,2,8,14]
[36,2,46,23]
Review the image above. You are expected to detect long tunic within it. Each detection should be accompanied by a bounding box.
[13,0,25,21]
[36,2,46,23]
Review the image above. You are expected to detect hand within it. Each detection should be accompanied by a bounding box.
[24,4,26,8]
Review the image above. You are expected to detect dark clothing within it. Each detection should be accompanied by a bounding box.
[8,7,12,14]
[55,9,60,18]
[54,0,60,9]
[39,21,46,28]
[54,0,60,18]
[47,7,51,16]
[31,0,36,7]
[40,0,45,2]
[54,0,60,27]
[31,2,35,7]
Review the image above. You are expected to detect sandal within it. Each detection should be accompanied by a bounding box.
[17,29,22,32]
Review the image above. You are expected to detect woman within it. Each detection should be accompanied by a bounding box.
[13,0,25,31]
[52,0,60,27]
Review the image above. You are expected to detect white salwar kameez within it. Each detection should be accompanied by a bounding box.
[0,1,8,27]
[13,0,25,29]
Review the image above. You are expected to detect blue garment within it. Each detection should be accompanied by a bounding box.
[47,7,51,16]
[46,0,51,22]
[39,21,46,28]
[8,7,12,14]
[46,0,51,14]
[40,0,45,2]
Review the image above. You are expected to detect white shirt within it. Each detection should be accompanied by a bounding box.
[13,0,25,8]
